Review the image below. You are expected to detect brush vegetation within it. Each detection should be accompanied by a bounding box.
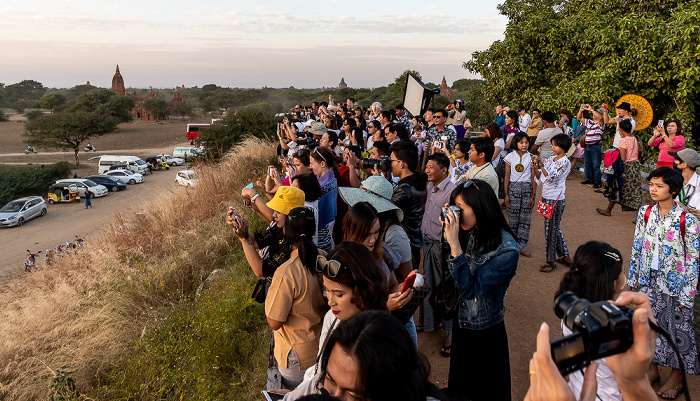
[0,137,278,400]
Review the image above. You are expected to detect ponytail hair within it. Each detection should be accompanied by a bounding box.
[629,108,638,117]
[284,207,318,274]
[554,241,623,303]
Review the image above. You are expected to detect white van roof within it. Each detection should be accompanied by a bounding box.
[94,155,144,161]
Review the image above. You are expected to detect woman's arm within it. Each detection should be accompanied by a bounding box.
[627,208,648,290]
[504,161,512,207]
[648,126,662,147]
[492,146,502,161]
[619,147,628,163]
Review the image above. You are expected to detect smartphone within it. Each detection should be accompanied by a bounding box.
[658,119,664,128]
[269,167,275,177]
[245,183,254,189]
[262,390,284,401]
[230,207,241,219]
[401,274,417,294]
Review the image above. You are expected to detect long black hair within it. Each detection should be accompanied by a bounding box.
[317,311,445,401]
[283,207,318,274]
[555,241,623,303]
[449,179,513,253]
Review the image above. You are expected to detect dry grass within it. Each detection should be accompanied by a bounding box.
[0,137,277,399]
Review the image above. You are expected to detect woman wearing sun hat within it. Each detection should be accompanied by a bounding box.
[228,186,306,280]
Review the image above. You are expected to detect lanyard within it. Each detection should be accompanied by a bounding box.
[680,185,696,205]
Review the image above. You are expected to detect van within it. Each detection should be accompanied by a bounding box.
[92,155,150,175]
[173,147,202,161]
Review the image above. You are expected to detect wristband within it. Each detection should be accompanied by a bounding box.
[251,193,260,202]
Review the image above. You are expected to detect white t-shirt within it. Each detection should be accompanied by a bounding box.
[612,117,636,148]
[518,113,532,132]
[492,138,505,167]
[504,151,532,183]
[536,155,570,200]
[501,132,515,159]
[450,159,473,184]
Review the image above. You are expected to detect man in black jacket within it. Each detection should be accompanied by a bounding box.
[389,140,428,269]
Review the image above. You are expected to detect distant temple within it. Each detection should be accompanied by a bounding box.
[109,65,184,120]
[438,76,454,99]
[338,77,348,89]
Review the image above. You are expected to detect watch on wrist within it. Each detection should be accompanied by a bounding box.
[251,193,260,202]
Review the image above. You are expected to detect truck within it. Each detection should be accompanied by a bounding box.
[186,124,211,142]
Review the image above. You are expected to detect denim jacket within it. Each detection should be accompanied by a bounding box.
[447,229,519,329]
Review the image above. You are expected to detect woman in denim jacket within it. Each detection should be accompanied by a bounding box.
[442,178,519,401]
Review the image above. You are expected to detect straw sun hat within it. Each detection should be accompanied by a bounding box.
[338,176,404,222]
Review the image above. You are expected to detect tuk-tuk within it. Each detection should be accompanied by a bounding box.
[146,156,169,171]
[48,183,80,204]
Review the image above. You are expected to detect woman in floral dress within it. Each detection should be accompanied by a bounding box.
[628,167,700,399]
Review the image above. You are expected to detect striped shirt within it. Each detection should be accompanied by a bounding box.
[584,119,604,144]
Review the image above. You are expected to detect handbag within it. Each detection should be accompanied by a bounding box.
[536,191,562,219]
[251,276,272,304]
[428,236,459,321]
[392,285,431,325]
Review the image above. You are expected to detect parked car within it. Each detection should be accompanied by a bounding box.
[48,183,80,204]
[105,170,144,184]
[55,179,108,198]
[157,154,185,166]
[175,170,197,187]
[0,196,47,227]
[85,175,128,192]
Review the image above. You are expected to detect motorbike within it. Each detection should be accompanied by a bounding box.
[74,236,84,249]
[25,250,42,272]
[25,146,37,154]
[56,244,65,256]
[84,144,96,152]
[45,248,56,266]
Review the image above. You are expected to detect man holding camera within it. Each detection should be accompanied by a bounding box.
[419,152,456,353]
[388,140,427,270]
[425,109,457,152]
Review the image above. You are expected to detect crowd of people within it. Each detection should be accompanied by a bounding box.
[224,96,698,400]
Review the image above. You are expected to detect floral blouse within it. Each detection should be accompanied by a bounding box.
[629,204,700,308]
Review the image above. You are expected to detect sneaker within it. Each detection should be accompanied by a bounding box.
[580,180,593,185]
[593,183,602,189]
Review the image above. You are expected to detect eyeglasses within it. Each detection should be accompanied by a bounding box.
[456,179,480,191]
[434,115,445,119]
[316,255,345,277]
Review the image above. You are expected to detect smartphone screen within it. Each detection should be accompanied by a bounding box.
[262,391,284,401]
[657,120,664,128]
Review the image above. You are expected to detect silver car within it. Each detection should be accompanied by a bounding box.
[0,196,47,227]
[157,154,185,166]
[55,179,109,198]
[105,169,144,184]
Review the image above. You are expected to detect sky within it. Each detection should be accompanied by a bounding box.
[1,1,507,89]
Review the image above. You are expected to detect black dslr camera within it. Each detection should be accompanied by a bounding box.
[362,156,391,171]
[550,292,634,375]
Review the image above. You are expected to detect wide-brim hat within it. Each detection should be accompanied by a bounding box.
[308,122,327,136]
[338,176,403,222]
[566,142,577,158]
[267,186,305,215]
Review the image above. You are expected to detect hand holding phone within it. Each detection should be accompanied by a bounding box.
[657,120,664,128]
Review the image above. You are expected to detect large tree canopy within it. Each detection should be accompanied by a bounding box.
[464,0,700,139]
[71,89,135,123]
[24,112,118,165]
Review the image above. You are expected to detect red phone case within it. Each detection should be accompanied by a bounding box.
[401,274,416,294]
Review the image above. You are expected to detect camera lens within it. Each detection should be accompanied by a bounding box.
[554,291,590,331]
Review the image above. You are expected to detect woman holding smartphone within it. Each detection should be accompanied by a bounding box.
[442,179,519,401]
[648,120,685,168]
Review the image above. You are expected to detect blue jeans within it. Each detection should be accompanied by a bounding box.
[584,142,602,184]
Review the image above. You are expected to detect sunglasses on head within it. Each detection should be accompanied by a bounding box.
[316,255,345,277]
[313,149,327,163]
[456,179,480,191]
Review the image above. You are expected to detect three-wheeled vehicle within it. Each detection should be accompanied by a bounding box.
[146,156,169,171]
[47,183,80,204]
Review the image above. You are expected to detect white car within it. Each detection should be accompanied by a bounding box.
[175,170,197,187]
[55,179,108,198]
[0,196,47,227]
[157,154,185,166]
[105,170,144,184]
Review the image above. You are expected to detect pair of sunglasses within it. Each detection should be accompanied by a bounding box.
[455,179,480,190]
[316,255,346,277]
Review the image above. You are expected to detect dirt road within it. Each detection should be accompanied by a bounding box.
[0,148,191,279]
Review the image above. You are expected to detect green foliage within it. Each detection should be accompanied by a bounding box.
[94,265,268,400]
[24,109,44,121]
[0,110,7,122]
[387,69,422,102]
[143,98,169,120]
[0,162,72,205]
[49,366,80,401]
[38,93,66,112]
[450,79,494,130]
[464,0,700,141]
[170,101,193,118]
[24,112,119,164]
[71,89,135,123]
[0,79,46,113]
[197,107,279,159]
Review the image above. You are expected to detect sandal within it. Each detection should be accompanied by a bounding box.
[440,344,452,357]
[540,263,556,273]
[416,325,424,332]
[556,257,572,267]
[596,208,611,216]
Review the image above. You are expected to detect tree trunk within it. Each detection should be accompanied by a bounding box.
[74,148,80,165]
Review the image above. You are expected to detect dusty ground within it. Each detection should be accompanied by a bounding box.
[1,114,698,399]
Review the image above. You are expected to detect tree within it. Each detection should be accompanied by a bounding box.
[37,93,66,113]
[170,101,193,118]
[464,0,700,141]
[143,98,169,120]
[24,110,44,121]
[197,106,278,159]
[24,112,118,165]
[71,89,135,122]
[387,70,422,102]
[0,80,46,111]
